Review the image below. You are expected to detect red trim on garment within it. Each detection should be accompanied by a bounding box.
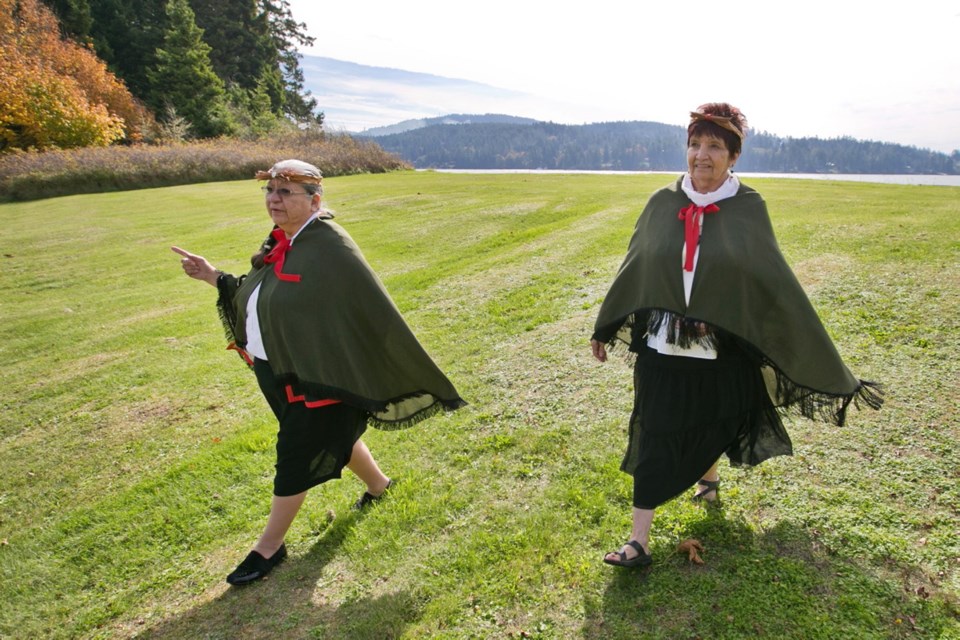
[226,341,254,366]
[285,384,341,408]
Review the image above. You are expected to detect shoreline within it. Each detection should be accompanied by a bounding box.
[427,168,960,187]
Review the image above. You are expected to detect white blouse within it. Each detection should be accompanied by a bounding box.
[244,213,319,361]
[645,173,740,359]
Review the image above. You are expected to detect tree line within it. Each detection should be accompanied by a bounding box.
[370,120,959,175]
[1,0,319,151]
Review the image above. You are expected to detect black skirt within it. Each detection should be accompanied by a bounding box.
[623,340,793,509]
[254,359,369,496]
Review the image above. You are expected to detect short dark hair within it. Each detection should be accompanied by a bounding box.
[687,102,748,156]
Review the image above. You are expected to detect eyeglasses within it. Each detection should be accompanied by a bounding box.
[261,186,313,198]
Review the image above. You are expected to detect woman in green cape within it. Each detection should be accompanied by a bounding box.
[591,104,882,568]
[174,160,465,585]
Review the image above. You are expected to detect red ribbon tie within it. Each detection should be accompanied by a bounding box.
[678,203,719,272]
[263,228,302,282]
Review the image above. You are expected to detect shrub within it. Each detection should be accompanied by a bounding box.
[0,0,153,150]
[0,131,411,201]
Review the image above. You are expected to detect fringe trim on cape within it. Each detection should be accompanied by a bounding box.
[765,364,884,427]
[216,275,250,367]
[647,309,720,351]
[276,373,467,431]
[369,399,454,431]
[598,308,884,427]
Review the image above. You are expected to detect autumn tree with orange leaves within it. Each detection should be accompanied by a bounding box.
[0,0,152,151]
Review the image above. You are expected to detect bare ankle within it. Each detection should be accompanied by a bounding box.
[253,540,284,558]
[368,477,392,496]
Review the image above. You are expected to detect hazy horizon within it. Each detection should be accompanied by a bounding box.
[288,0,960,154]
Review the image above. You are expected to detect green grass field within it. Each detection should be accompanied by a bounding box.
[1,171,957,639]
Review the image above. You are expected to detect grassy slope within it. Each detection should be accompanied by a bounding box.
[0,172,957,639]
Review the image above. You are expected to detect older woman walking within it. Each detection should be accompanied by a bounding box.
[591,103,882,568]
[173,159,465,585]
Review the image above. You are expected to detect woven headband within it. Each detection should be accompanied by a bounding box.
[255,169,322,184]
[689,111,744,139]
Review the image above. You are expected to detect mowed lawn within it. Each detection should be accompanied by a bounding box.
[1,171,957,639]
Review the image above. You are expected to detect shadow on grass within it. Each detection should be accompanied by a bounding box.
[581,507,952,640]
[136,510,423,640]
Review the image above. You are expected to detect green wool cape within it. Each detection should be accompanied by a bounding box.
[593,176,882,426]
[217,217,466,428]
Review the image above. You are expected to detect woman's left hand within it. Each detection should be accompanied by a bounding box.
[590,339,608,363]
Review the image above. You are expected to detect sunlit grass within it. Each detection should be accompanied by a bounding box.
[0,172,957,639]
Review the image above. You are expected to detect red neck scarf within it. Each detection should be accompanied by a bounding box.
[678,203,719,272]
[263,228,302,282]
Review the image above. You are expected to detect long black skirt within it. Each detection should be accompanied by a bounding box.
[623,343,793,509]
[254,358,369,497]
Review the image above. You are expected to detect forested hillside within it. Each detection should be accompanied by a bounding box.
[2,0,320,151]
[369,120,960,175]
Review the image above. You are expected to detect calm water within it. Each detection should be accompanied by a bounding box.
[433,169,960,187]
[737,172,960,187]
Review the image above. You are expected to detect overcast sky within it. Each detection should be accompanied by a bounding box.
[286,1,960,153]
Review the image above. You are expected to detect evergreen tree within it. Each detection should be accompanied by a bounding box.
[190,0,285,115]
[56,0,323,131]
[41,0,93,41]
[147,0,233,138]
[260,0,322,123]
[87,0,167,101]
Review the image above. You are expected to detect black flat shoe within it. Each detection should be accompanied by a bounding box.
[352,479,394,510]
[603,540,653,568]
[226,543,287,586]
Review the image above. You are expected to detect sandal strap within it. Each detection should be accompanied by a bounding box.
[693,478,720,502]
[613,540,646,561]
[625,540,644,554]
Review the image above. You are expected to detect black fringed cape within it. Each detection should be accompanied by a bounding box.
[216,217,466,429]
[592,176,882,426]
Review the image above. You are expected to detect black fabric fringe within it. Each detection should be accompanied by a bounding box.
[646,309,720,351]
[599,308,884,427]
[369,400,452,431]
[767,365,884,427]
[214,274,250,365]
[215,276,239,343]
[598,311,643,364]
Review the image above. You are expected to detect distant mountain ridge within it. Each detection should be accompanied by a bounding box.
[299,56,958,174]
[361,114,539,137]
[363,119,958,175]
